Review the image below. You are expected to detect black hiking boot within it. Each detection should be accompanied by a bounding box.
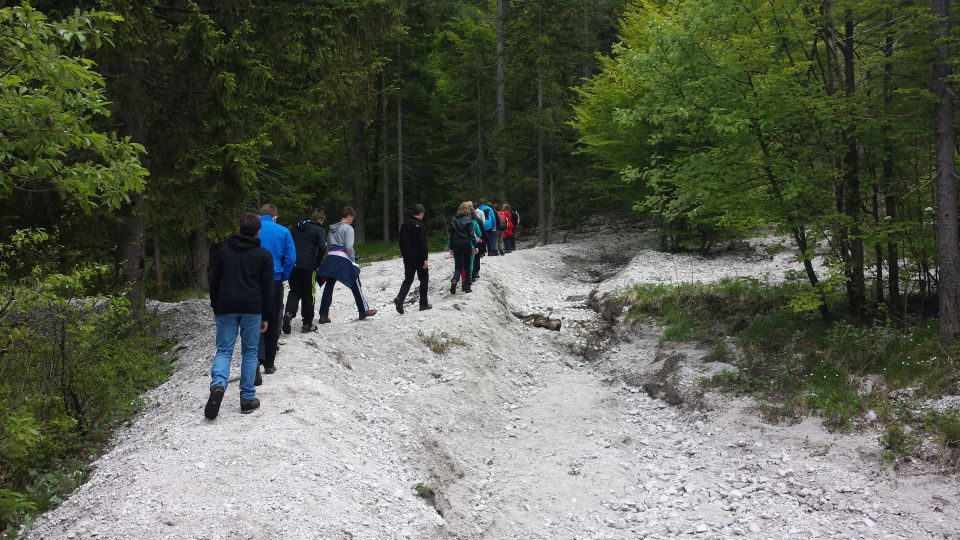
[255,364,262,386]
[281,313,292,335]
[263,365,277,375]
[204,385,225,420]
[240,398,260,414]
[318,315,332,324]
[463,286,472,293]
[301,323,318,333]
[420,303,433,311]
[450,281,457,295]
[394,298,404,314]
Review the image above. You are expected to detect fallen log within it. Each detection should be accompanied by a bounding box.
[512,311,561,331]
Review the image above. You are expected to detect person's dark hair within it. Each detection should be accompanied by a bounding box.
[478,198,487,206]
[239,213,261,237]
[341,206,356,219]
[260,203,278,217]
[311,209,326,223]
[413,203,425,216]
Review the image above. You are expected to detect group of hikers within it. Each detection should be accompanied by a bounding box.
[204,200,519,419]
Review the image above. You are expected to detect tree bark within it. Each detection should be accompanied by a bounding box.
[536,2,546,246]
[496,0,506,196]
[582,0,594,78]
[932,0,960,338]
[548,152,555,244]
[153,223,164,299]
[883,14,901,317]
[119,193,146,319]
[397,80,404,230]
[842,10,865,317]
[476,77,484,190]
[351,118,368,244]
[192,208,208,291]
[381,71,390,242]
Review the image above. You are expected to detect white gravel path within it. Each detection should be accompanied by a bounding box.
[26,226,960,539]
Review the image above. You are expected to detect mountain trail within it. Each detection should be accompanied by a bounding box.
[27,225,960,539]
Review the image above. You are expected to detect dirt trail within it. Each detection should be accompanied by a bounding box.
[27,226,960,539]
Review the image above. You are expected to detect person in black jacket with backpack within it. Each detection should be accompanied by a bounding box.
[393,204,431,314]
[282,209,327,333]
[205,213,274,419]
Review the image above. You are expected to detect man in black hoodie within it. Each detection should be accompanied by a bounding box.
[393,204,431,314]
[282,209,327,333]
[205,213,274,419]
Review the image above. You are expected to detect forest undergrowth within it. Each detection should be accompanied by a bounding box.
[621,276,960,471]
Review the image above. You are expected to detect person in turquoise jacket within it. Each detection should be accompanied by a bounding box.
[257,204,296,376]
[477,199,498,256]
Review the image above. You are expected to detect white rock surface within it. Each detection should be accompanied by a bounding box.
[25,225,960,539]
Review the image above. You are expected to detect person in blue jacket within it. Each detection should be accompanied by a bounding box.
[257,203,295,375]
[477,199,498,256]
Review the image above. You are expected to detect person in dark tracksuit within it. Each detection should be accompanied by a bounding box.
[393,204,432,314]
[257,203,295,375]
[205,213,273,419]
[449,202,477,294]
[283,209,327,333]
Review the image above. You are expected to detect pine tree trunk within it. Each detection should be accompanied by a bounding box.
[547,153,555,244]
[536,4,546,246]
[932,0,960,338]
[120,193,146,319]
[192,208,208,291]
[496,0,506,194]
[352,119,368,245]
[883,15,901,317]
[842,10,865,317]
[397,85,404,228]
[582,0,594,78]
[153,223,164,299]
[381,72,390,242]
[476,78,484,189]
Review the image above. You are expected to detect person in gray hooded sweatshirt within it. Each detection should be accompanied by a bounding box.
[316,206,378,322]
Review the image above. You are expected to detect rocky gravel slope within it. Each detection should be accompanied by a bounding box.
[27,226,960,539]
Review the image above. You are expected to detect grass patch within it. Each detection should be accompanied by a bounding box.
[418,330,469,355]
[622,278,960,432]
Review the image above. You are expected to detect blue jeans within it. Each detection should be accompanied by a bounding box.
[211,313,261,400]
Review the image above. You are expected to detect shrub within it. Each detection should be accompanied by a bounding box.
[0,230,171,533]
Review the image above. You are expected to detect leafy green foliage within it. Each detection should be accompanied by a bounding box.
[0,230,171,532]
[0,3,147,212]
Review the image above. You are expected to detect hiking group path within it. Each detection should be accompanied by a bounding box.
[28,224,960,539]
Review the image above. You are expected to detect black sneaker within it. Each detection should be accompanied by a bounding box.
[472,274,480,282]
[394,298,404,314]
[318,315,332,324]
[255,364,262,386]
[204,385,225,420]
[240,398,260,414]
[264,365,277,375]
[281,314,292,335]
[420,303,433,311]
[464,286,473,293]
[301,324,318,333]
[450,282,457,295]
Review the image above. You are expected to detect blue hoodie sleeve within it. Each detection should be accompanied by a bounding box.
[281,228,296,280]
